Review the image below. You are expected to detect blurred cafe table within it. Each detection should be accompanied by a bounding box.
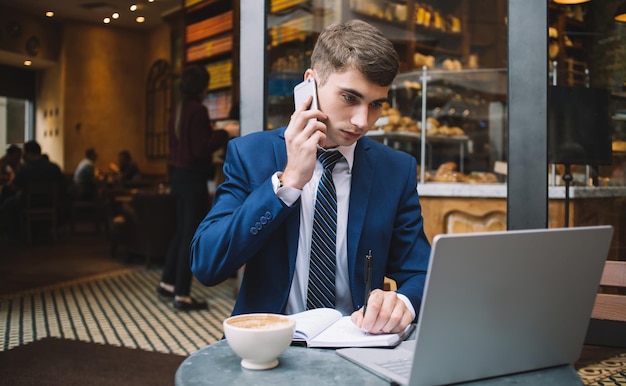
[175,339,582,386]
[104,184,176,266]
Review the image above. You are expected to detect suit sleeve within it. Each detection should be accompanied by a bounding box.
[387,156,431,316]
[190,138,296,286]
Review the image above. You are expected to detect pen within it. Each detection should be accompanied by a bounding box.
[363,250,373,317]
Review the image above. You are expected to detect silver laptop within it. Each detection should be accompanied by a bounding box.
[337,226,614,386]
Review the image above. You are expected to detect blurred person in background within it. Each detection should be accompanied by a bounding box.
[0,144,23,204]
[157,64,238,311]
[109,150,141,186]
[73,147,102,201]
[0,141,64,241]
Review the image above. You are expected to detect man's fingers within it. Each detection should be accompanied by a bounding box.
[358,290,412,334]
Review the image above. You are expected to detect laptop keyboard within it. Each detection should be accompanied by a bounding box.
[376,357,413,378]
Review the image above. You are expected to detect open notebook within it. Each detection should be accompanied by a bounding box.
[288,308,413,348]
[337,226,614,386]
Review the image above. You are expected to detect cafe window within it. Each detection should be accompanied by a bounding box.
[145,59,172,160]
[259,0,510,239]
[0,96,33,150]
[0,64,36,150]
[238,0,626,240]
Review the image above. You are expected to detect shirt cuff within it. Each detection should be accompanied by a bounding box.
[272,172,301,207]
[396,293,417,320]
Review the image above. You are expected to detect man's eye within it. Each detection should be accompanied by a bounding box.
[343,94,357,103]
[371,102,384,109]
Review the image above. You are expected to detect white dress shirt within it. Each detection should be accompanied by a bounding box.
[273,144,414,318]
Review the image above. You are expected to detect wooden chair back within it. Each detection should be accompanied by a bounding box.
[444,210,507,234]
[586,260,626,347]
[68,177,107,235]
[22,181,59,243]
[591,261,626,322]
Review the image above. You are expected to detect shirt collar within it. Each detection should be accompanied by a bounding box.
[317,143,355,173]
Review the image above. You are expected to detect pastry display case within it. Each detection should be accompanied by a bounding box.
[232,0,626,252]
[266,0,508,134]
[370,67,507,183]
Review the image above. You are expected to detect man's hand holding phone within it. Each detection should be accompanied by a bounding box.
[294,77,319,118]
[282,77,327,190]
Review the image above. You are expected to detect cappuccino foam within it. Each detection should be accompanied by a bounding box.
[227,315,292,329]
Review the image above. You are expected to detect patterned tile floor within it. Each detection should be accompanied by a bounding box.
[578,350,626,386]
[0,268,235,355]
[0,267,624,384]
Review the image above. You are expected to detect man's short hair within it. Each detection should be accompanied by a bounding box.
[310,20,399,87]
[23,140,42,156]
[86,148,97,159]
[6,144,22,156]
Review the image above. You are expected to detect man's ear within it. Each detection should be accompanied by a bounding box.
[304,68,317,82]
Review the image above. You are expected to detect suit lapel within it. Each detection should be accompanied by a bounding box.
[347,139,374,266]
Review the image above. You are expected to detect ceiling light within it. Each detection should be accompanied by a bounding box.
[45,11,54,17]
[553,0,590,4]
[136,16,145,23]
[104,17,111,24]
[615,2,626,22]
[148,0,155,2]
[130,4,137,11]
[24,60,32,66]
[112,12,119,19]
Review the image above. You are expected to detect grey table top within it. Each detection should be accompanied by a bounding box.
[175,339,582,386]
[175,339,385,386]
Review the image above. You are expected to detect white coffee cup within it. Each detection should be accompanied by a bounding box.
[223,313,296,370]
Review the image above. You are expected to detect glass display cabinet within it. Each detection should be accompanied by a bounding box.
[266,0,508,183]
[232,0,626,248]
[371,67,507,183]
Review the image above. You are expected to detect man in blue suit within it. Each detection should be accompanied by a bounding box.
[191,20,431,334]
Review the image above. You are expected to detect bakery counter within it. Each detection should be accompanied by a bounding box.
[418,182,507,198]
[417,183,626,260]
[418,183,626,198]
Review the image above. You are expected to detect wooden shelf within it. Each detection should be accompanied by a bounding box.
[549,4,591,86]
[185,0,228,14]
[186,34,233,62]
[186,10,233,44]
[183,0,240,119]
[270,0,309,13]
[206,59,233,90]
[268,13,313,46]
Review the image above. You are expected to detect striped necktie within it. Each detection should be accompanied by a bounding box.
[306,150,344,310]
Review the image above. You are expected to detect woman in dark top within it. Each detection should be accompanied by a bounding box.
[158,65,238,311]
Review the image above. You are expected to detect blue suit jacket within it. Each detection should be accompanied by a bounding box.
[191,127,431,318]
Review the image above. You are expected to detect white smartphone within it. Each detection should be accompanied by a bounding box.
[293,77,319,111]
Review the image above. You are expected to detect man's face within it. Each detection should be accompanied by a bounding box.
[315,69,390,149]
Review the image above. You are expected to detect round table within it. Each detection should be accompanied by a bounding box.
[175,339,583,386]
[175,339,387,386]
